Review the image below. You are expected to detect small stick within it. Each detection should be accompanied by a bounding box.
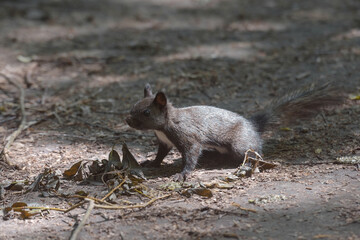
[3,206,67,212]
[64,201,86,213]
[94,194,171,210]
[50,190,115,206]
[101,177,127,201]
[241,149,264,168]
[241,149,250,166]
[24,64,36,88]
[133,188,152,199]
[231,202,257,213]
[53,111,63,125]
[70,195,114,206]
[69,199,95,240]
[0,73,26,166]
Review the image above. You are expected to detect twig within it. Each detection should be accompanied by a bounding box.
[133,184,152,199]
[94,194,171,210]
[70,195,114,206]
[0,193,170,220]
[53,111,63,125]
[0,73,26,166]
[69,199,95,240]
[285,161,337,165]
[50,190,115,206]
[101,177,127,201]
[2,206,68,212]
[24,64,37,88]
[64,201,86,213]
[241,149,264,167]
[231,203,257,213]
[133,188,152,199]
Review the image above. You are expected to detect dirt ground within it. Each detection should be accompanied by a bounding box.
[0,0,359,239]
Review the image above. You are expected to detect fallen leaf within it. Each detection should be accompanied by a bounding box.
[75,191,88,196]
[349,95,360,100]
[4,181,26,191]
[17,55,32,63]
[122,143,141,169]
[204,181,233,189]
[20,210,36,219]
[107,149,122,171]
[181,188,213,198]
[11,202,27,212]
[159,182,183,191]
[63,161,83,178]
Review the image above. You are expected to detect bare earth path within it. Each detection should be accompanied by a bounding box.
[0,0,359,239]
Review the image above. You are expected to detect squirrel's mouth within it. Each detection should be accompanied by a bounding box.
[126,117,143,130]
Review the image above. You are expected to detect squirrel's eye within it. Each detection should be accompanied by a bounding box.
[143,109,150,116]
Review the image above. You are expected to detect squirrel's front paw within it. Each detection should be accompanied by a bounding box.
[173,172,188,182]
[141,160,161,168]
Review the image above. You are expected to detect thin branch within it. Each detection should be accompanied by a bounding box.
[3,206,67,212]
[231,202,257,213]
[0,193,171,218]
[0,73,27,166]
[94,194,171,210]
[51,190,115,206]
[101,177,127,201]
[133,187,152,199]
[64,201,86,213]
[69,199,95,240]
[70,195,114,206]
[24,64,37,88]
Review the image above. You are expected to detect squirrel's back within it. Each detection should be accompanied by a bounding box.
[170,105,260,149]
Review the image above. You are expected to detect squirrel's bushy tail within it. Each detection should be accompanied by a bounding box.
[250,82,344,133]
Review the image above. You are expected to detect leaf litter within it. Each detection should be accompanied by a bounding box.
[1,145,272,224]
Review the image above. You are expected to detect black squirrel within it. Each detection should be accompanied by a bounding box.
[126,83,343,181]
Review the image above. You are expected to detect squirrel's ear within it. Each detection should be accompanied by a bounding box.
[144,83,153,98]
[154,92,167,108]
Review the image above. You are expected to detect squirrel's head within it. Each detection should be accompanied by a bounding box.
[126,84,168,130]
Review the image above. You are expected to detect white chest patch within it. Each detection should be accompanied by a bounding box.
[154,130,175,148]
